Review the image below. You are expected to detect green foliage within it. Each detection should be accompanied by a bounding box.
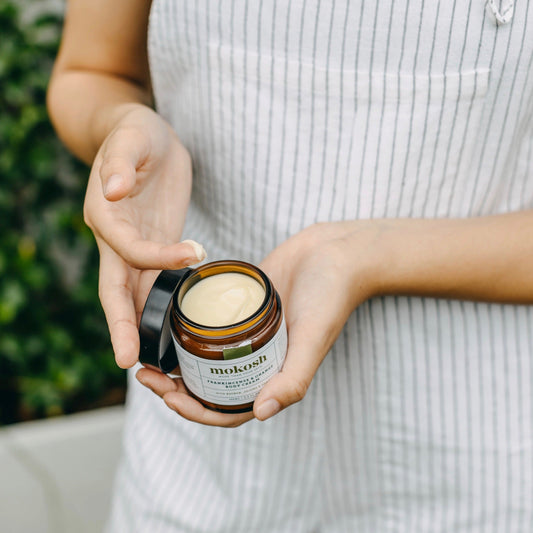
[0,1,126,424]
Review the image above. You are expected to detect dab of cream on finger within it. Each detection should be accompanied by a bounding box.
[182,239,207,262]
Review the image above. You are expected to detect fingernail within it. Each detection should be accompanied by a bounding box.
[182,239,207,262]
[104,174,123,197]
[255,399,281,421]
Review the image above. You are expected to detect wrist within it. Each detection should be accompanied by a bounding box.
[341,220,394,303]
[90,102,153,157]
[344,218,435,301]
[304,220,393,308]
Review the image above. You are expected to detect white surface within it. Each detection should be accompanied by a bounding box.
[0,406,124,533]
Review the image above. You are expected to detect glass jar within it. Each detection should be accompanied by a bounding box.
[169,260,286,413]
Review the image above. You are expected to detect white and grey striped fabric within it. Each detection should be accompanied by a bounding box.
[106,1,533,532]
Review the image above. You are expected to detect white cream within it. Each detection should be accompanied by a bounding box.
[181,272,265,327]
[181,239,207,262]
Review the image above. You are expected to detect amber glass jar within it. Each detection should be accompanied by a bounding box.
[170,260,287,413]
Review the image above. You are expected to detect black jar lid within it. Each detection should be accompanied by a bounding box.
[138,268,191,373]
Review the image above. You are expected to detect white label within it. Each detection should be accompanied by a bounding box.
[172,318,287,406]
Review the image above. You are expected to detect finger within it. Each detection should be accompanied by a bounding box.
[98,247,141,368]
[253,315,340,421]
[136,367,179,397]
[163,390,255,427]
[137,362,254,427]
[99,126,149,201]
[100,231,207,271]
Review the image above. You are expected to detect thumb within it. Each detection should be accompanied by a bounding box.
[99,127,149,201]
[253,317,336,421]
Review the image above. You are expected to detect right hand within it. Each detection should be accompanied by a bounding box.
[84,104,205,369]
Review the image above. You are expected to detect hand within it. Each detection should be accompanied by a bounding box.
[253,221,378,420]
[84,104,206,369]
[136,221,381,426]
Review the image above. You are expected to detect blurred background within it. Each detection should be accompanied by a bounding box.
[0,0,126,426]
[1,2,127,530]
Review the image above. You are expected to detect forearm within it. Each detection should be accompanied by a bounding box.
[349,210,533,305]
[47,70,151,164]
[47,0,152,165]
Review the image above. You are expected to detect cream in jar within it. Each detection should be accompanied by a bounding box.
[180,272,265,327]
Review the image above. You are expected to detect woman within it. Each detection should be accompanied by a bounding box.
[48,0,533,531]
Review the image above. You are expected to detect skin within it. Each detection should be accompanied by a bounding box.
[48,0,533,427]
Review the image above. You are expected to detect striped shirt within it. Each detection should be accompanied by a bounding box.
[106,1,533,532]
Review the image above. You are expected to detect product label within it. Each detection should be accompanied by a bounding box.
[172,319,287,406]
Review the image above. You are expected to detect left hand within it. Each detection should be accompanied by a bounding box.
[252,221,379,420]
[136,221,382,426]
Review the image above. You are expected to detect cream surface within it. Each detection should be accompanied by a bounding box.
[181,272,265,327]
